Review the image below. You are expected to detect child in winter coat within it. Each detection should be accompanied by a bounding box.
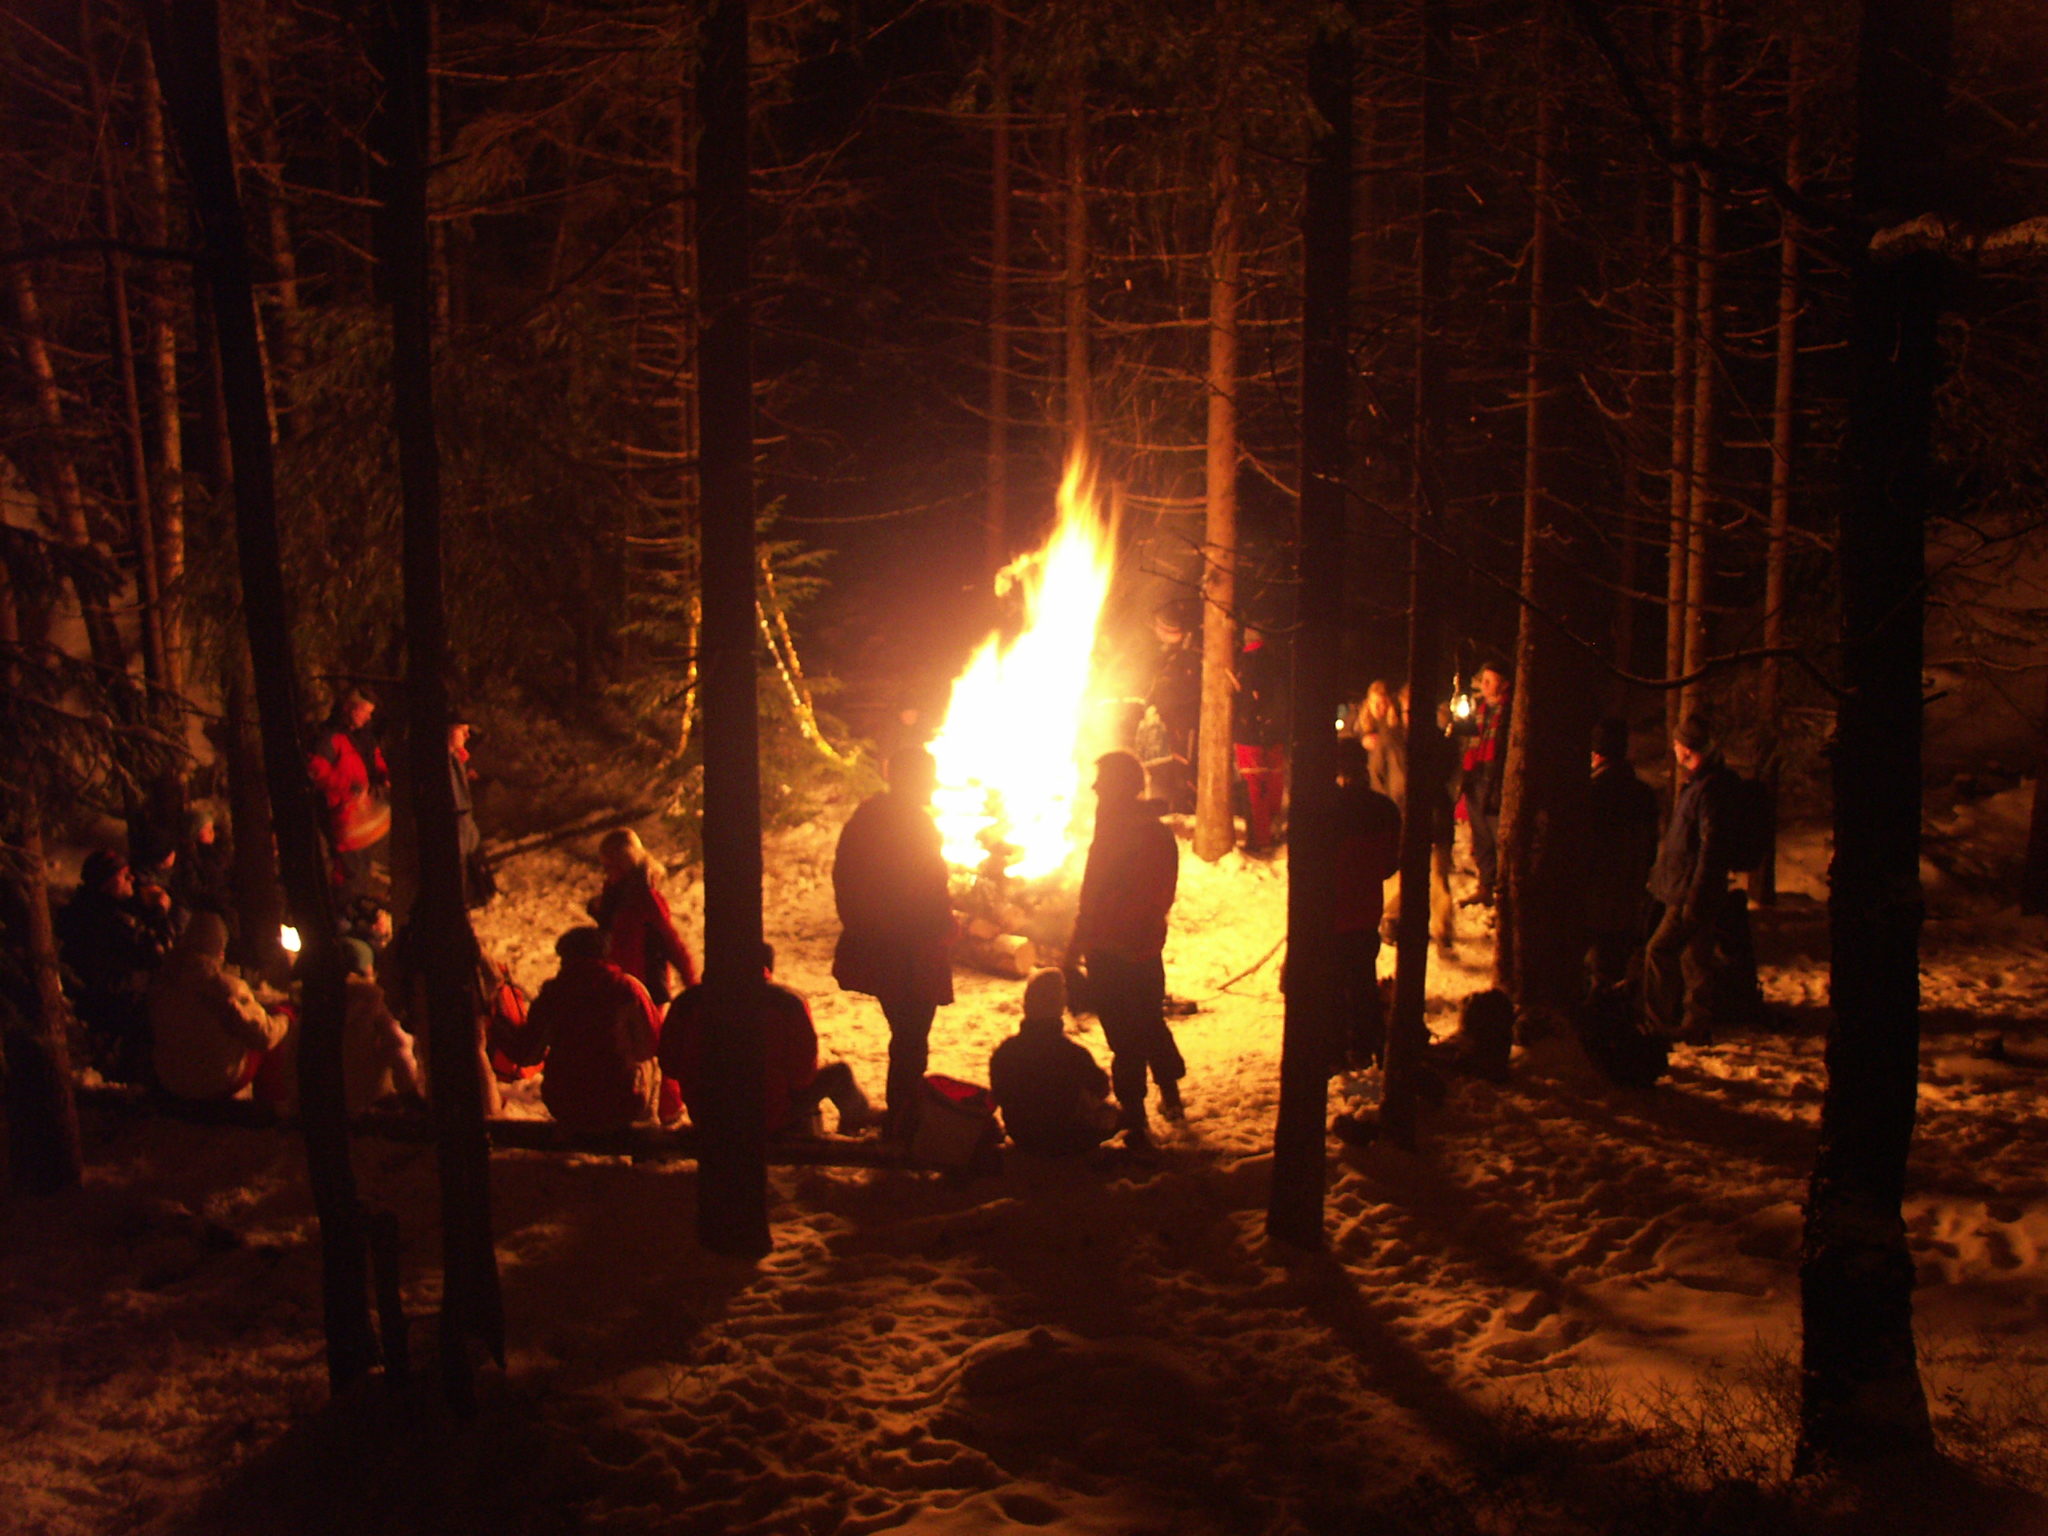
[588,829,697,1007]
[523,926,664,1133]
[988,968,1118,1156]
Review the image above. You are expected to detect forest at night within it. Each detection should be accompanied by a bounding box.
[6,0,2048,1531]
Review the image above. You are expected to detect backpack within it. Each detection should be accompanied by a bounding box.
[1716,772,1774,875]
[480,952,538,1081]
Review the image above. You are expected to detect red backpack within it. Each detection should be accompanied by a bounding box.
[480,953,539,1081]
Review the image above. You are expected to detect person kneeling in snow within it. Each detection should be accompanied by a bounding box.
[989,968,1118,1156]
[150,912,292,1104]
[523,926,664,1134]
[661,944,879,1137]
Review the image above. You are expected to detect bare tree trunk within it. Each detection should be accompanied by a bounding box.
[1063,71,1091,464]
[670,99,702,758]
[0,567,84,1195]
[695,0,770,1259]
[222,637,287,979]
[80,0,170,689]
[986,3,1012,578]
[1496,3,1580,1015]
[1797,0,1948,1472]
[248,24,303,434]
[1756,39,1804,907]
[1384,0,1452,1153]
[1270,9,1352,1251]
[1680,0,1721,715]
[142,65,188,688]
[1194,125,1241,864]
[1663,8,1694,751]
[147,0,377,1394]
[363,0,503,1413]
[5,227,125,670]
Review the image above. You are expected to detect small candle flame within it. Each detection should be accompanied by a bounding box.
[280,925,302,954]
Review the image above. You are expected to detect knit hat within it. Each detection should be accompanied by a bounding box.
[340,936,376,977]
[81,849,127,890]
[1674,715,1714,754]
[1022,967,1068,1024]
[556,925,607,962]
[1591,717,1630,763]
[180,910,230,962]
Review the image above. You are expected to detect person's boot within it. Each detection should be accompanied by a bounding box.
[1157,1080,1185,1123]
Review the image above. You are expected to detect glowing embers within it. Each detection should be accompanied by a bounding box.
[929,458,1116,883]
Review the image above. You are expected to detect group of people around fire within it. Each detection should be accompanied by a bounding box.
[52,640,1762,1157]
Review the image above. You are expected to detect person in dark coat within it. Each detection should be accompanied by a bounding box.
[1452,659,1512,906]
[989,967,1116,1156]
[832,746,956,1139]
[171,806,235,937]
[1141,597,1202,813]
[1584,717,1661,989]
[56,850,168,1083]
[662,943,879,1136]
[1068,749,1184,1146]
[588,828,697,1007]
[1644,715,1737,1041]
[1331,737,1405,1066]
[307,689,389,898]
[1233,626,1288,851]
[449,720,493,906]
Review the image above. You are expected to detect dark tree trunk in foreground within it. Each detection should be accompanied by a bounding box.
[1798,0,1949,1470]
[147,0,377,1392]
[985,3,1012,578]
[1063,72,1091,465]
[1268,11,1352,1250]
[695,0,770,1259]
[1496,3,1582,1017]
[364,0,503,1410]
[1381,0,1451,1153]
[1663,9,1694,752]
[1,569,84,1195]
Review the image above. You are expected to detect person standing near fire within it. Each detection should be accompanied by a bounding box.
[308,688,390,899]
[1067,748,1185,1149]
[1452,659,1512,907]
[832,745,957,1141]
[1233,625,1288,853]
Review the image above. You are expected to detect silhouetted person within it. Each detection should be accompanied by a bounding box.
[588,827,697,1007]
[1645,716,1738,1041]
[523,926,664,1134]
[1141,596,1202,813]
[833,745,956,1140]
[57,850,167,1083]
[663,943,879,1137]
[449,718,492,906]
[171,806,234,938]
[339,936,421,1113]
[1584,717,1660,990]
[989,967,1116,1156]
[1068,749,1184,1147]
[1331,737,1404,1067]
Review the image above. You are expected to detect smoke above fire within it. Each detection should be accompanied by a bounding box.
[928,458,1117,882]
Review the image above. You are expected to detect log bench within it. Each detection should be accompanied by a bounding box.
[73,1085,913,1169]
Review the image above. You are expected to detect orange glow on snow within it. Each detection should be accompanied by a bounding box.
[929,458,1115,881]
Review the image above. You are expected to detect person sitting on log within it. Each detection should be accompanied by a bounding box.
[149,911,292,1105]
[989,967,1117,1156]
[339,936,421,1114]
[520,925,664,1134]
[58,849,171,1084]
[661,943,880,1138]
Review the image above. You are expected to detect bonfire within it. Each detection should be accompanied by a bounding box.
[927,459,1119,972]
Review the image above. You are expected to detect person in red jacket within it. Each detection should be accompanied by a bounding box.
[661,944,879,1136]
[588,828,697,1007]
[1067,749,1184,1147]
[307,689,390,897]
[1331,737,1404,1067]
[521,926,664,1134]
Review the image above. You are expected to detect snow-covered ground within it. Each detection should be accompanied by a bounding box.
[6,795,2048,1534]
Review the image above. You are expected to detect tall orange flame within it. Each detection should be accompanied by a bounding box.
[929,459,1116,881]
